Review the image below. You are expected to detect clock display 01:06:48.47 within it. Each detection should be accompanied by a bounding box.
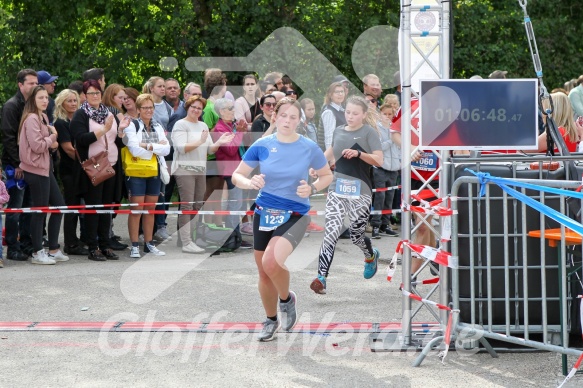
[434,108,522,123]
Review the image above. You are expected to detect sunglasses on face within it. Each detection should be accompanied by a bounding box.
[285,90,297,95]
[263,102,276,108]
[367,98,377,104]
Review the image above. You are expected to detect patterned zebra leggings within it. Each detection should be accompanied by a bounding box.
[317,192,374,277]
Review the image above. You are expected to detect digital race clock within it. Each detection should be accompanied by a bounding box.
[420,79,538,150]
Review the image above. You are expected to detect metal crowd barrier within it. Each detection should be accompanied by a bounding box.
[413,169,583,374]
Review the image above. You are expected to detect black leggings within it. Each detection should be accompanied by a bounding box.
[23,170,65,252]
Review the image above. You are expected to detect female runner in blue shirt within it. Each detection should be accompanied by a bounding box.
[232,97,332,341]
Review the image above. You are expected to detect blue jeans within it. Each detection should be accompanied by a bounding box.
[5,184,31,252]
[224,176,242,230]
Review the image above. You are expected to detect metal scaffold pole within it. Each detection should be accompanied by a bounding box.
[438,0,451,334]
[400,0,413,347]
[371,0,451,354]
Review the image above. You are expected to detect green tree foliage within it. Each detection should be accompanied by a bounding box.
[453,0,583,86]
[0,0,581,104]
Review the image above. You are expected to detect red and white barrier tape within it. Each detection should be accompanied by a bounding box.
[386,241,404,282]
[0,207,403,216]
[404,196,457,217]
[441,309,460,363]
[402,288,460,364]
[402,196,456,242]
[373,185,401,193]
[399,276,440,289]
[402,289,451,311]
[388,240,458,272]
[559,352,583,388]
[3,185,402,212]
[407,242,458,269]
[558,296,583,387]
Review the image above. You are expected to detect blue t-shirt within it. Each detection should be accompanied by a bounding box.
[243,134,327,214]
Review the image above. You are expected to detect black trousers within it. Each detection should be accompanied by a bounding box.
[23,170,65,252]
[83,175,116,251]
[60,173,82,247]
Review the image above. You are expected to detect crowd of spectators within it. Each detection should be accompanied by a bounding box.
[0,66,450,269]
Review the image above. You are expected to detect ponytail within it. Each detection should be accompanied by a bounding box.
[345,95,380,136]
[142,76,164,94]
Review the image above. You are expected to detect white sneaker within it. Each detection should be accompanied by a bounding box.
[145,243,165,256]
[48,250,69,262]
[154,226,172,242]
[182,242,205,254]
[31,249,56,265]
[129,246,141,259]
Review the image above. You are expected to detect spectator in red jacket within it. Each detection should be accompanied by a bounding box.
[212,98,252,248]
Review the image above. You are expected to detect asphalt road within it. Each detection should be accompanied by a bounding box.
[0,202,581,387]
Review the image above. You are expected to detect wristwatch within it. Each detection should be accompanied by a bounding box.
[310,183,318,195]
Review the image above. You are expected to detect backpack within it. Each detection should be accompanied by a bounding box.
[194,222,242,253]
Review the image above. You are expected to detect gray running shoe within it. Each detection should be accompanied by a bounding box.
[257,319,280,341]
[154,226,172,241]
[279,290,298,332]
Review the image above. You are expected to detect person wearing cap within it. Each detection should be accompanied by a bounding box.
[37,70,58,124]
[488,70,507,79]
[568,75,583,119]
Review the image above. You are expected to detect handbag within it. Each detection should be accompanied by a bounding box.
[158,155,170,184]
[75,135,116,187]
[121,147,158,178]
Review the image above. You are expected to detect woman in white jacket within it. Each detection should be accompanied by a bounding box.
[171,95,233,253]
[123,94,170,258]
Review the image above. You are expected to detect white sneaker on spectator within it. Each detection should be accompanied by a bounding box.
[145,243,165,256]
[129,246,141,259]
[48,250,69,262]
[31,249,55,265]
[182,242,205,254]
[154,226,172,241]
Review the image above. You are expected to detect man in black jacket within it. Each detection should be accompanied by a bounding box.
[1,68,38,261]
